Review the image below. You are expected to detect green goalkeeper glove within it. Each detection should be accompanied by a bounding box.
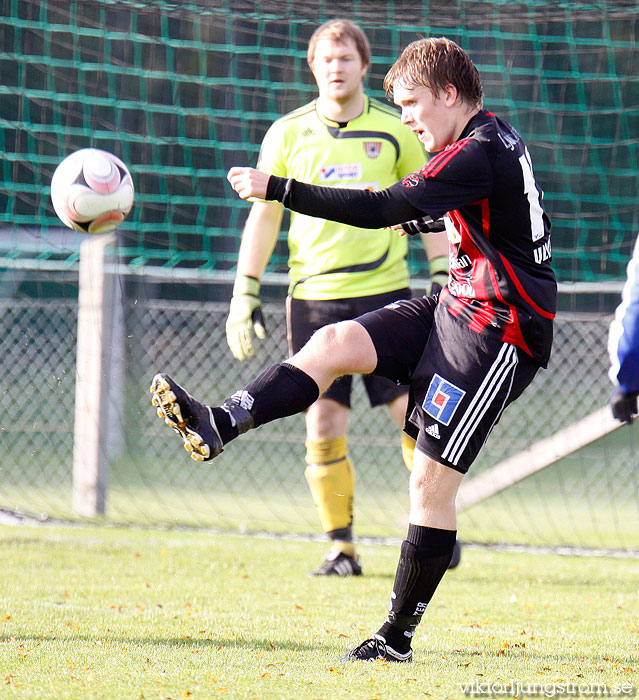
[226,275,267,361]
[427,255,449,296]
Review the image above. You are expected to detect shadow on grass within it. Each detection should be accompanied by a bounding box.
[13,632,639,668]
[16,632,322,654]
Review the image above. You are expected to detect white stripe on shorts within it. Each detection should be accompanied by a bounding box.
[441,343,519,466]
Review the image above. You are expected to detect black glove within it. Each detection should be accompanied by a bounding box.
[610,388,638,424]
[400,216,446,236]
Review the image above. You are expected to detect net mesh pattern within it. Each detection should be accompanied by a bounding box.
[1,0,638,280]
[1,288,637,549]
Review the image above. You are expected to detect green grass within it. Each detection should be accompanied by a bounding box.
[0,524,637,699]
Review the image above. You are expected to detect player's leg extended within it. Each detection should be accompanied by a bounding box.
[150,320,378,461]
[304,398,362,576]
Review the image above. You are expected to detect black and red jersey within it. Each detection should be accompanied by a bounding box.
[266,109,557,365]
[398,110,556,365]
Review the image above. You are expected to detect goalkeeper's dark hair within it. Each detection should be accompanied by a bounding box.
[384,37,483,110]
[307,19,371,68]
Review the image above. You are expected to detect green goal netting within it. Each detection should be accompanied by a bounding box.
[1,0,638,281]
[1,1,639,550]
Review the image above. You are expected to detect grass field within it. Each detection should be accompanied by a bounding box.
[0,523,637,699]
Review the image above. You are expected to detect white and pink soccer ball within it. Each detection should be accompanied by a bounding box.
[51,148,134,233]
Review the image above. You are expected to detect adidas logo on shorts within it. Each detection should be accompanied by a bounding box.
[425,423,441,439]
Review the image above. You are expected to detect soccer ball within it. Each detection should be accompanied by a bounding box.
[51,148,134,234]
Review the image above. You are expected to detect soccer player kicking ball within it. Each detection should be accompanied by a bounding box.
[224,19,454,577]
[152,37,557,662]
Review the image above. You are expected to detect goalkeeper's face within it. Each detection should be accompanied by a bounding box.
[311,37,368,104]
[394,82,462,153]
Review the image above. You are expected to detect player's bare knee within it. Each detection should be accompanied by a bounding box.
[311,321,375,375]
[410,458,460,508]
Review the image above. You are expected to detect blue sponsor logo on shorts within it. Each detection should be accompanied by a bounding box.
[422,374,466,426]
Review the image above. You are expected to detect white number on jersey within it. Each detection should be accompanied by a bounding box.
[518,148,545,242]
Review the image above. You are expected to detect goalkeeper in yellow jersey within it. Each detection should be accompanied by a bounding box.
[225,19,455,576]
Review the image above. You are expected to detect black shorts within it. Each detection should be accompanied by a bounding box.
[287,289,411,408]
[355,296,541,473]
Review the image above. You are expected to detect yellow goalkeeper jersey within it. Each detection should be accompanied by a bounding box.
[257,96,426,300]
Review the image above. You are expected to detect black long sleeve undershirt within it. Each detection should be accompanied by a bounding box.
[265,175,425,229]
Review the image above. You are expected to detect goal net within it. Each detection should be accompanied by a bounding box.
[1,0,638,550]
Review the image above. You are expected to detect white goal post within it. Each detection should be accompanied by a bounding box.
[72,233,116,517]
[456,405,624,511]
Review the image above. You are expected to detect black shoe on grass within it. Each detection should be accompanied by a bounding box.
[448,539,462,569]
[339,635,412,663]
[150,373,223,461]
[308,550,362,577]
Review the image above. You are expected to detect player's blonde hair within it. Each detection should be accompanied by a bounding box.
[384,37,483,109]
[307,19,371,68]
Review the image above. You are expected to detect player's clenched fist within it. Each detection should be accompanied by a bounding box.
[227,167,270,200]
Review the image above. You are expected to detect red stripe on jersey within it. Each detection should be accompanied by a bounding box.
[498,253,556,320]
[467,259,491,333]
[455,212,492,333]
[443,290,466,317]
[485,261,533,355]
[479,199,490,239]
[420,139,472,179]
[444,205,537,356]
[467,300,493,333]
[500,309,533,357]
[448,208,470,241]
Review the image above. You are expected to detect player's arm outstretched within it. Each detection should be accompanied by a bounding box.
[227,167,427,229]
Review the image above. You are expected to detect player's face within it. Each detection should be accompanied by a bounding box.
[311,38,368,103]
[394,83,458,153]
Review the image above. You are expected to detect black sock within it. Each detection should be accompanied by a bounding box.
[328,525,353,543]
[376,524,456,653]
[213,362,320,445]
[210,406,238,445]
